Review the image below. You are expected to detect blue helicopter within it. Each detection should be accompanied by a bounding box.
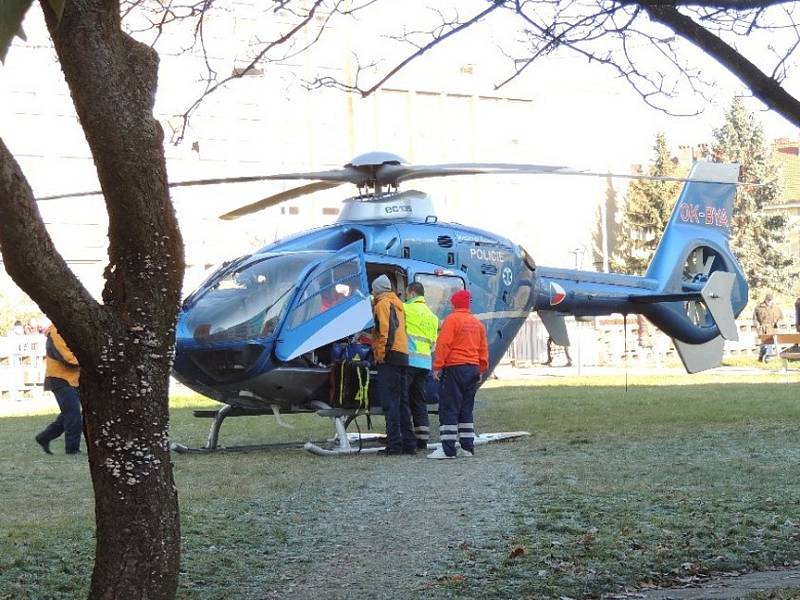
[169,152,747,454]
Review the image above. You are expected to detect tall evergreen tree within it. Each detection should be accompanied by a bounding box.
[591,175,623,272]
[612,132,682,275]
[711,98,796,292]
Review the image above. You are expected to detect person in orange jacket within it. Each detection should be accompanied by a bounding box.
[35,325,82,455]
[428,289,488,459]
[370,274,414,455]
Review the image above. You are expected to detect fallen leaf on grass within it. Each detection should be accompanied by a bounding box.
[436,574,466,583]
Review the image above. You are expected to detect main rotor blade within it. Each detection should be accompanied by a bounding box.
[375,163,578,186]
[372,162,741,187]
[218,181,343,220]
[35,158,748,203]
[35,168,363,201]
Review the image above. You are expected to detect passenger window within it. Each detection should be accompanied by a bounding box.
[414,274,465,320]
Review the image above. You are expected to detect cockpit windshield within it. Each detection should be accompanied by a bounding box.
[183,253,327,344]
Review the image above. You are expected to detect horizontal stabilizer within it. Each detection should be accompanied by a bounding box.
[539,310,570,347]
[700,271,738,341]
[629,271,739,342]
[673,335,724,374]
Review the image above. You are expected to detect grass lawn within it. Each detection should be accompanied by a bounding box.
[1,368,799,599]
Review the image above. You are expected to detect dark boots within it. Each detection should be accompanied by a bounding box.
[34,433,53,455]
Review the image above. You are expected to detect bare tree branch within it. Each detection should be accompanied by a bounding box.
[116,0,800,148]
[640,1,800,127]
[305,1,505,97]
[628,0,795,8]
[170,0,330,144]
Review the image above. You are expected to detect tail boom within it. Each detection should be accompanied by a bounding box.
[532,269,734,344]
[531,161,748,373]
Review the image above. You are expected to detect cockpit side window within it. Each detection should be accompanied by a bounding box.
[288,257,364,328]
[414,274,465,320]
[184,253,325,344]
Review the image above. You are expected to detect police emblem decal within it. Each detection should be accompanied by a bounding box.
[502,267,513,287]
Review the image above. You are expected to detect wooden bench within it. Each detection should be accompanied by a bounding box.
[759,332,800,362]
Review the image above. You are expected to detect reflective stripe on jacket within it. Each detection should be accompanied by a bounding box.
[372,292,409,365]
[404,296,438,370]
[44,325,80,389]
[432,308,489,373]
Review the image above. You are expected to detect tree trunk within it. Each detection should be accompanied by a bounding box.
[82,350,180,598]
[46,0,185,593]
[0,1,184,598]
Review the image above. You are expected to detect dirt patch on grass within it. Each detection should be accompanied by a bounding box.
[254,443,530,600]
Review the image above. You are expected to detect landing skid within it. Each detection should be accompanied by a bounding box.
[169,404,375,454]
[304,420,531,456]
[170,440,314,454]
[170,405,315,454]
[303,415,387,456]
[169,404,530,456]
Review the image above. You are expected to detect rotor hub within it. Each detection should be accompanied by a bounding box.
[337,190,436,222]
[346,151,408,169]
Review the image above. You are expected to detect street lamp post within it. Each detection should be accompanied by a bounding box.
[568,247,586,375]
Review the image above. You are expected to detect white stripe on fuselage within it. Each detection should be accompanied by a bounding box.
[473,310,529,321]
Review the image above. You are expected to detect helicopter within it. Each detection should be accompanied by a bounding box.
[167,151,747,455]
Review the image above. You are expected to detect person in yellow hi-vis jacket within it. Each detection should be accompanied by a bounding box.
[404,281,439,450]
[35,325,82,455]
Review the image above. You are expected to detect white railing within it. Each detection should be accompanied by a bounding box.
[0,314,792,407]
[0,335,46,403]
[502,314,789,367]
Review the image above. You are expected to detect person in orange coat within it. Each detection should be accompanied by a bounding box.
[428,289,488,459]
[370,274,414,455]
[35,325,82,455]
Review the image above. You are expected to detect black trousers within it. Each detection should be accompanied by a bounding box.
[376,363,415,453]
[407,366,431,449]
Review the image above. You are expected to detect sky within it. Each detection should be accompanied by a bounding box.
[346,1,800,167]
[2,0,800,299]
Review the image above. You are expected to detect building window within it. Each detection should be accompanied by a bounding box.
[322,207,340,215]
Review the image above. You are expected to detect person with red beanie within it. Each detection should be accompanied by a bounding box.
[428,289,488,459]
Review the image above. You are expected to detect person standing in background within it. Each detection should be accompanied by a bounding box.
[753,293,783,362]
[795,296,800,332]
[544,335,573,367]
